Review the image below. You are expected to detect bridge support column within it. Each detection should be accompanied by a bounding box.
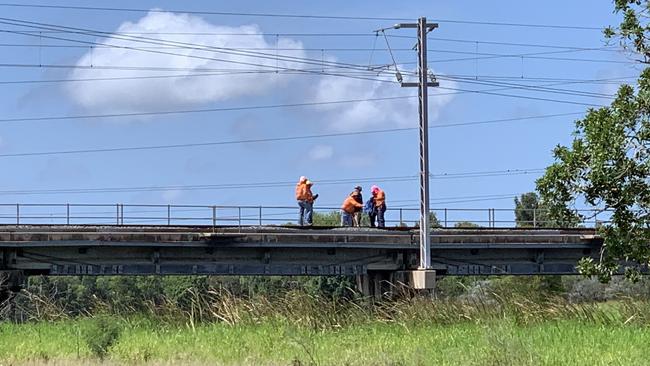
[356,271,396,299]
[0,270,25,319]
[405,269,436,290]
[357,270,436,298]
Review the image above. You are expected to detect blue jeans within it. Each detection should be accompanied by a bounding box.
[340,211,353,226]
[298,201,313,225]
[376,204,386,228]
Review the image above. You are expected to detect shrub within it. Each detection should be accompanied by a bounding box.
[83,316,121,359]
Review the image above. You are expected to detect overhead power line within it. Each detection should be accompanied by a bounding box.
[436,85,605,107]
[0,95,415,124]
[0,18,623,68]
[0,30,617,51]
[0,70,395,85]
[0,112,584,158]
[0,169,544,196]
[441,76,615,99]
[0,73,609,125]
[0,18,400,84]
[425,36,617,50]
[430,169,545,179]
[0,79,603,124]
[0,17,385,75]
[0,72,635,87]
[0,3,604,29]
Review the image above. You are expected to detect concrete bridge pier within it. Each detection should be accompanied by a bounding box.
[0,270,25,318]
[356,271,390,299]
[356,270,436,299]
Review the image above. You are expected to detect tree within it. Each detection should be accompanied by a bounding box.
[514,192,558,228]
[604,0,650,63]
[537,1,650,281]
[312,211,341,226]
[454,221,480,228]
[413,212,442,228]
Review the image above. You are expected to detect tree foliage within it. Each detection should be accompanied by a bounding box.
[454,221,480,228]
[513,192,576,228]
[313,211,341,226]
[604,0,650,63]
[537,0,650,281]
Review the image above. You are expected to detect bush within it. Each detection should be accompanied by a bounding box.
[83,316,121,359]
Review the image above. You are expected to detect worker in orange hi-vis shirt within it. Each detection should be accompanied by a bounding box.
[295,176,318,226]
[340,191,363,227]
[371,185,386,228]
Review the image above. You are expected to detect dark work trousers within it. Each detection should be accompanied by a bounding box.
[376,204,386,228]
[298,200,313,226]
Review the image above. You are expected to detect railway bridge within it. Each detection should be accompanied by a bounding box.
[0,223,602,298]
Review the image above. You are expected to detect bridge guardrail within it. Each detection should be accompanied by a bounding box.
[0,203,611,228]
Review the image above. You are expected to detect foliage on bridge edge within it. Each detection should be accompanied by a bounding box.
[537,0,650,282]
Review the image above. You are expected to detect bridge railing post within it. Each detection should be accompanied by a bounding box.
[444,208,447,228]
[212,206,216,231]
[486,208,489,227]
[167,205,171,226]
[492,208,495,227]
[116,204,119,225]
[399,208,403,226]
[533,209,537,228]
[238,207,242,228]
[258,206,263,226]
[488,208,491,227]
[66,203,70,225]
[15,203,19,226]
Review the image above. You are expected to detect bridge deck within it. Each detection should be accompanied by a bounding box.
[0,226,601,277]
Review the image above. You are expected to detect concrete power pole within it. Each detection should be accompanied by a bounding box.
[392,18,439,272]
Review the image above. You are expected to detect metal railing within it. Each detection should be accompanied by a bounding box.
[0,203,610,228]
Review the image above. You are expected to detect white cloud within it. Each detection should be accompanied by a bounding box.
[338,152,378,168]
[67,11,306,113]
[312,68,456,131]
[308,144,334,160]
[65,10,456,130]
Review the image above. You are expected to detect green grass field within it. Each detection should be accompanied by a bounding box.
[2,313,650,365]
[5,281,650,365]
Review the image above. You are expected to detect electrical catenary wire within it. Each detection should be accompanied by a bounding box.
[1,17,626,86]
[0,29,619,51]
[0,19,395,77]
[0,67,615,125]
[0,22,401,88]
[0,169,545,196]
[0,112,584,158]
[0,95,417,124]
[0,17,394,78]
[0,3,604,29]
[0,19,630,93]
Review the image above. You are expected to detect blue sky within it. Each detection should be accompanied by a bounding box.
[0,1,639,225]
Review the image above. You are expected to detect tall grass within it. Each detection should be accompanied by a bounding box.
[12,282,650,327]
[5,282,650,364]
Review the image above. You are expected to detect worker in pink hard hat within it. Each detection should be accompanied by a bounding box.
[371,185,386,228]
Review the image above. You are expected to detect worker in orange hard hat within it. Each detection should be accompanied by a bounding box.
[371,185,386,228]
[295,176,318,226]
[341,191,363,227]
